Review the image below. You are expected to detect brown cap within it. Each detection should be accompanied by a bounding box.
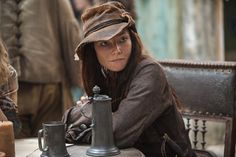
[75,1,136,60]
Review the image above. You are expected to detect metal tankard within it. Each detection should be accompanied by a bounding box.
[86,85,120,156]
[38,121,70,157]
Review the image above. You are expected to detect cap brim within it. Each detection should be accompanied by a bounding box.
[75,22,129,59]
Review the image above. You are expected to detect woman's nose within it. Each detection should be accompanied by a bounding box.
[112,43,122,55]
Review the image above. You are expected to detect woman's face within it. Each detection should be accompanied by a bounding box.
[94,29,132,72]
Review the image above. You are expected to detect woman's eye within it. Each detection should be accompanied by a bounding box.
[119,36,128,43]
[100,41,108,47]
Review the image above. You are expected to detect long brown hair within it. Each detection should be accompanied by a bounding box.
[80,28,145,110]
[0,39,10,85]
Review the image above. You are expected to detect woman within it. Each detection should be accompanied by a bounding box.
[63,2,196,157]
[0,39,21,135]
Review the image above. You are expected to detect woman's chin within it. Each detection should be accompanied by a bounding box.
[108,66,125,72]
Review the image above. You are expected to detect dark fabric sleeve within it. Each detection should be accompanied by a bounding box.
[62,101,92,144]
[0,66,21,135]
[0,96,21,135]
[113,62,173,148]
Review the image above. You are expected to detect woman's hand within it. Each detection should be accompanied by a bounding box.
[79,95,90,104]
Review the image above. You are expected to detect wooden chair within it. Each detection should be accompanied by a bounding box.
[194,149,218,157]
[160,60,236,157]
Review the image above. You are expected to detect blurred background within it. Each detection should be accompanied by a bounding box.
[135,0,235,61]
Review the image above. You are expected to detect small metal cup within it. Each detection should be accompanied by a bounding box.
[38,121,70,157]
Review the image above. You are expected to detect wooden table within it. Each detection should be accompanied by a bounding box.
[15,138,145,157]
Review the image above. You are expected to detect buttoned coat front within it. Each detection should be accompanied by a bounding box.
[0,0,81,110]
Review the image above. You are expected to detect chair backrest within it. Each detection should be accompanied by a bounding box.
[159,59,236,157]
[194,149,218,157]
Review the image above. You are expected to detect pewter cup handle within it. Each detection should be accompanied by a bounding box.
[38,129,48,152]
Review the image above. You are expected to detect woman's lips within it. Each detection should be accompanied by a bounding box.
[110,58,125,62]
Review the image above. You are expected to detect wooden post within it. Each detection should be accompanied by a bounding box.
[215,0,225,61]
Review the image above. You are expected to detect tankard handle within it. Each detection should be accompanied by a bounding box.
[38,129,48,152]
